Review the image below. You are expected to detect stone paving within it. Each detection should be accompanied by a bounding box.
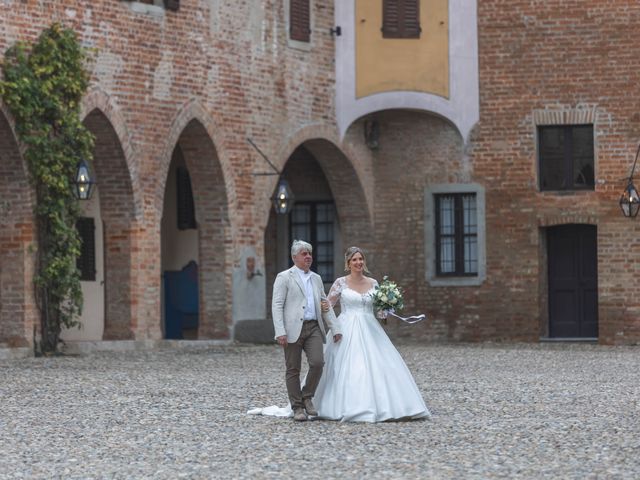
[0,342,639,479]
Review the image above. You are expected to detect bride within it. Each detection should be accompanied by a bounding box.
[313,246,430,422]
[248,246,430,422]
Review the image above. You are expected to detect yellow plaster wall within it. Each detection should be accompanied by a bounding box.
[355,0,449,99]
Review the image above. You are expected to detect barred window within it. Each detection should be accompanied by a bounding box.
[435,193,477,276]
[289,201,335,281]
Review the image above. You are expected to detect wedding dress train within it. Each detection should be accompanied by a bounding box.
[248,277,430,422]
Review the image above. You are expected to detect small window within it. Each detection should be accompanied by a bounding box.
[164,0,179,10]
[382,0,421,39]
[121,0,179,11]
[290,0,311,42]
[435,193,477,276]
[76,217,96,282]
[176,166,196,230]
[539,125,594,191]
[289,201,335,281]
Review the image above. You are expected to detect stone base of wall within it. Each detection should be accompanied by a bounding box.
[233,319,274,344]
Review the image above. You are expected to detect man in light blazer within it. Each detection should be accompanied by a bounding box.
[272,239,342,421]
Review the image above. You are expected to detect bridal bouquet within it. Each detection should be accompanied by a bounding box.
[372,276,404,323]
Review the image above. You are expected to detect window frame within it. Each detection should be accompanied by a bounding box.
[435,193,478,277]
[425,184,486,287]
[288,200,335,281]
[121,0,179,11]
[538,124,595,192]
[285,0,313,51]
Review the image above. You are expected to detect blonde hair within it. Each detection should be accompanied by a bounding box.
[344,246,370,273]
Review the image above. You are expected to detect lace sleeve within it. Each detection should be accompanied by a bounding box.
[327,277,345,308]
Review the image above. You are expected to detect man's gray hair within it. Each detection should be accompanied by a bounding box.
[291,239,313,258]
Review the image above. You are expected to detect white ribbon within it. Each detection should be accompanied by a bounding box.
[386,310,427,324]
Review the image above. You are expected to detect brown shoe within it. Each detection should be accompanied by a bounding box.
[303,398,318,416]
[293,408,307,422]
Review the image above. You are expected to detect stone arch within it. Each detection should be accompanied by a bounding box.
[82,107,137,340]
[0,108,36,347]
[161,110,233,339]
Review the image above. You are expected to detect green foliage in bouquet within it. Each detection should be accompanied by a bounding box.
[0,23,94,354]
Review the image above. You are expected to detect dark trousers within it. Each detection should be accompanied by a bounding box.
[284,320,324,410]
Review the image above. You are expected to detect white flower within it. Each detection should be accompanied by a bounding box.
[390,298,398,305]
[381,294,388,303]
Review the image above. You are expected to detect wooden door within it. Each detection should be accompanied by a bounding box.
[547,225,598,338]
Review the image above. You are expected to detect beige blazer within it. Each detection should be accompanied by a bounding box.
[272,267,341,343]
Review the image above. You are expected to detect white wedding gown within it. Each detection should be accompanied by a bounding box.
[248,277,430,422]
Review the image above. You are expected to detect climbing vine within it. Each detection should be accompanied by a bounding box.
[0,24,94,354]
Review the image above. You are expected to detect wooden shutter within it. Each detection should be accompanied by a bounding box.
[290,0,310,42]
[76,217,96,282]
[163,0,179,11]
[382,0,421,39]
[176,166,196,230]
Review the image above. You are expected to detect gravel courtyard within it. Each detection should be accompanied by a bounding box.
[1,342,639,479]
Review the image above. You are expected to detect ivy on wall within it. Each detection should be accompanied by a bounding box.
[0,23,94,354]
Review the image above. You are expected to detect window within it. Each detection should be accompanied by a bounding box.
[121,0,179,11]
[289,202,335,281]
[539,125,594,191]
[76,217,96,282]
[382,0,421,39]
[176,166,196,230]
[290,0,311,42]
[435,193,477,276]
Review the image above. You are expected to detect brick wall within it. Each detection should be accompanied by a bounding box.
[0,0,339,344]
[468,0,640,343]
[0,112,36,347]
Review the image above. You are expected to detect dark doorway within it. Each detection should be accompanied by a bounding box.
[547,224,598,338]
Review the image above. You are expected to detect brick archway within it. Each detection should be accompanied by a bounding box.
[164,119,232,339]
[0,110,36,347]
[259,126,374,244]
[83,109,137,340]
[263,136,375,327]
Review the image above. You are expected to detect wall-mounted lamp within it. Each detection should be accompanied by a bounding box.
[248,138,295,215]
[620,144,640,218]
[73,159,96,200]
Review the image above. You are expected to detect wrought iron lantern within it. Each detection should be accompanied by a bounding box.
[73,159,96,200]
[620,144,640,218]
[272,178,295,215]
